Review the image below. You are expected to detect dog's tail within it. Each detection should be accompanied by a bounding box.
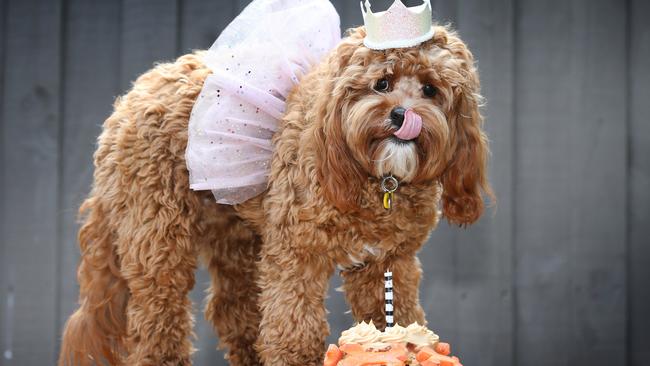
[59,196,128,366]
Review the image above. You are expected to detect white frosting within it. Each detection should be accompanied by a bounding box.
[338,321,439,349]
[338,321,382,345]
[404,322,439,348]
[378,323,408,343]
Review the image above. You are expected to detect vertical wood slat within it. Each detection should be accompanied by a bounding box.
[447,1,515,365]
[0,0,62,365]
[515,0,627,365]
[178,1,238,364]
[420,2,515,366]
[57,0,122,351]
[120,0,179,92]
[629,0,650,365]
[0,0,7,363]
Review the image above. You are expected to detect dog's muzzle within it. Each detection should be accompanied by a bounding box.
[391,107,422,140]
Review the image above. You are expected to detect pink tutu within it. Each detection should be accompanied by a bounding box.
[186,0,341,204]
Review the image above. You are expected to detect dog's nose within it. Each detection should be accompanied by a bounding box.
[390,107,406,128]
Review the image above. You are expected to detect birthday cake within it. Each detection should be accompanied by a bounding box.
[323,321,462,366]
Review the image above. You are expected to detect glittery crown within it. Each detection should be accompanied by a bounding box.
[360,0,435,50]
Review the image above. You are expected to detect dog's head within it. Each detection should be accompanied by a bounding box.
[312,26,491,225]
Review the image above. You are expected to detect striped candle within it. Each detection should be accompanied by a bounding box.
[384,270,394,328]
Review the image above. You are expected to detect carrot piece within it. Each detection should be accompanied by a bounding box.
[340,343,365,354]
[420,357,441,366]
[428,353,461,366]
[435,342,451,356]
[324,344,343,366]
[417,343,461,366]
[416,346,437,362]
[337,346,407,366]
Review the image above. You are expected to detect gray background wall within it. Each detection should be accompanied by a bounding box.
[0,0,648,365]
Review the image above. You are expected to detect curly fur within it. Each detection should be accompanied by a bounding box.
[59,25,491,366]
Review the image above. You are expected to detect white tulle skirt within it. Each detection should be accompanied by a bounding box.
[185,0,341,204]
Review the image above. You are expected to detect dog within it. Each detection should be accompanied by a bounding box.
[58,25,491,366]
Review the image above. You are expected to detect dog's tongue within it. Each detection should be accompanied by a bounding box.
[393,109,423,140]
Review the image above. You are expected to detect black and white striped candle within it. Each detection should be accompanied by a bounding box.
[384,270,394,328]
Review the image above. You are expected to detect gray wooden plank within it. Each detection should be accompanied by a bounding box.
[0,0,7,363]
[56,0,122,357]
[179,1,237,365]
[120,0,179,91]
[419,2,515,366]
[1,0,62,364]
[515,0,627,365]
[629,0,650,365]
[179,0,235,55]
[436,1,515,365]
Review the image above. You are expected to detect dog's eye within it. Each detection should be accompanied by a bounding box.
[422,84,437,98]
[374,78,389,92]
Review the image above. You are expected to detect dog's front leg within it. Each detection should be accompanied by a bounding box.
[255,229,335,366]
[341,254,426,329]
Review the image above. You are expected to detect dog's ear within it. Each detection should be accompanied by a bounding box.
[440,38,493,226]
[314,114,365,213]
[313,29,367,212]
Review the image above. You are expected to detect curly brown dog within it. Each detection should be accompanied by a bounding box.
[58,25,491,366]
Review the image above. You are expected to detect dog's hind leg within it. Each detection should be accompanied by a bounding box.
[202,209,262,366]
[115,188,202,366]
[60,53,212,365]
[59,196,129,366]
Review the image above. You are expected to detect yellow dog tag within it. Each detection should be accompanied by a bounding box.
[383,191,393,209]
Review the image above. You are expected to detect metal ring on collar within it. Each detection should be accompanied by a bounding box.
[381,175,399,193]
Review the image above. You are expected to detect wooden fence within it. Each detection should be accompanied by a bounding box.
[1,0,648,365]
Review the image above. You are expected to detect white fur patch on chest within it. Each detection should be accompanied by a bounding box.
[375,141,418,182]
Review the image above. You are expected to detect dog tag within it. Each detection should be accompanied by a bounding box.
[380,176,399,210]
[383,191,393,209]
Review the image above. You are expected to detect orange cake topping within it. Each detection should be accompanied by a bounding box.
[325,321,461,366]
